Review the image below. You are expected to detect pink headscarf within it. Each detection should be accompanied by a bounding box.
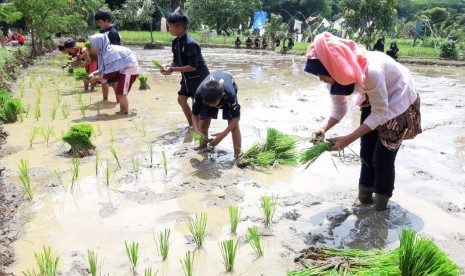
[306,32,368,86]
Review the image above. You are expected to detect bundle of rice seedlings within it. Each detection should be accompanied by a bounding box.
[151,59,163,69]
[299,141,333,170]
[0,90,22,123]
[62,123,96,157]
[73,68,89,81]
[139,75,150,90]
[289,227,459,276]
[190,130,208,143]
[237,128,297,168]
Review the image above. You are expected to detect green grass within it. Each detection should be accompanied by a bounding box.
[87,250,99,276]
[120,30,237,46]
[61,102,70,119]
[262,195,278,228]
[300,141,333,170]
[154,228,170,261]
[246,226,263,257]
[186,213,207,248]
[18,159,33,200]
[180,251,194,276]
[28,127,39,149]
[110,145,121,169]
[162,151,168,176]
[228,205,240,234]
[125,241,139,275]
[219,239,239,272]
[39,125,55,146]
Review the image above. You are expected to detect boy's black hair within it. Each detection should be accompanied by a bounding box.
[95,9,112,22]
[167,7,189,27]
[64,40,76,49]
[58,45,65,51]
[200,80,224,104]
[77,37,86,43]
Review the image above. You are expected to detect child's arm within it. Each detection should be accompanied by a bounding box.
[209,117,240,147]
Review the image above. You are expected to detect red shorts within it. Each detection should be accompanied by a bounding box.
[115,74,138,96]
[85,61,98,74]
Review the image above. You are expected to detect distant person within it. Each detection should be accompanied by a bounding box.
[372,38,385,52]
[88,34,139,115]
[235,36,242,48]
[262,37,268,49]
[386,42,399,60]
[63,40,95,91]
[288,37,295,49]
[160,7,210,127]
[275,38,281,47]
[254,37,260,48]
[245,37,252,48]
[58,45,67,55]
[304,32,421,211]
[0,22,7,48]
[95,9,121,101]
[192,71,241,158]
[7,29,24,46]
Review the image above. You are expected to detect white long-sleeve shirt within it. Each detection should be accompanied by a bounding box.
[330,51,418,130]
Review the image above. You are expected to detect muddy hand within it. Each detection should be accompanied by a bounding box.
[327,136,351,151]
[310,129,325,144]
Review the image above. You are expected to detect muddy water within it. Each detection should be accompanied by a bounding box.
[2,47,465,275]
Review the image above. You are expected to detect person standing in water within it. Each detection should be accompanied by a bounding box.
[160,7,210,127]
[304,32,422,211]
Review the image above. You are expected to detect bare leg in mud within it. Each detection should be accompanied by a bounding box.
[178,95,193,126]
[117,95,129,115]
[102,83,109,100]
[199,117,211,148]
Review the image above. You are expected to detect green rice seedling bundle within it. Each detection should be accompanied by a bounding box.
[154,228,170,261]
[262,195,277,228]
[68,67,74,75]
[228,205,240,234]
[237,128,297,168]
[139,75,150,90]
[190,130,208,143]
[186,213,207,248]
[73,67,89,81]
[87,250,99,276]
[219,239,238,272]
[125,241,139,275]
[288,227,459,276]
[0,97,22,123]
[151,59,163,69]
[18,159,33,200]
[180,251,194,276]
[299,141,333,170]
[246,226,263,257]
[62,123,96,157]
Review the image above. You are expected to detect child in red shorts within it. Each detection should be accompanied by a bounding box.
[88,34,139,114]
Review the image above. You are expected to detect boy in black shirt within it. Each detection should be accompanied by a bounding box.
[161,8,210,126]
[94,9,121,101]
[192,71,241,158]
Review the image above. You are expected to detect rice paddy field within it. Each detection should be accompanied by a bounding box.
[1,46,465,275]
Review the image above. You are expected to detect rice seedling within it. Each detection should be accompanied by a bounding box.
[53,169,65,192]
[246,226,263,257]
[50,102,58,120]
[61,102,70,119]
[110,145,121,169]
[162,151,168,176]
[73,67,90,81]
[186,213,207,248]
[144,267,158,276]
[55,89,62,104]
[132,156,140,178]
[87,250,99,276]
[151,59,163,69]
[190,130,208,143]
[110,127,115,142]
[96,101,100,116]
[154,228,170,261]
[218,239,238,272]
[299,141,333,170]
[139,75,150,90]
[34,245,60,276]
[39,125,55,146]
[124,241,139,275]
[28,127,39,149]
[148,142,155,167]
[236,128,298,168]
[18,159,32,200]
[25,103,30,118]
[71,158,80,191]
[76,92,83,106]
[79,99,86,119]
[228,205,240,234]
[104,160,111,187]
[180,251,194,276]
[62,123,95,157]
[261,195,278,228]
[33,98,41,121]
[95,150,100,176]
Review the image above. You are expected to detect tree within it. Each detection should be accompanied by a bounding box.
[185,0,262,35]
[116,0,157,41]
[263,0,332,21]
[340,0,398,49]
[0,2,22,24]
[264,13,288,50]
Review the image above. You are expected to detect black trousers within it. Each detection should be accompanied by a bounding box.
[359,106,399,197]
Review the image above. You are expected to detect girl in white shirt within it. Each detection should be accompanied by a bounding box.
[304,32,422,211]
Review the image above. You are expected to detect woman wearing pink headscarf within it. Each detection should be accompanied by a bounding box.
[304,32,422,211]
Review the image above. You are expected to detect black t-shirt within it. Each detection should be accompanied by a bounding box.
[192,71,240,118]
[100,25,121,45]
[172,34,209,79]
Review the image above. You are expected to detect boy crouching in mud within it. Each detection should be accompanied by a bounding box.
[192,71,242,159]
